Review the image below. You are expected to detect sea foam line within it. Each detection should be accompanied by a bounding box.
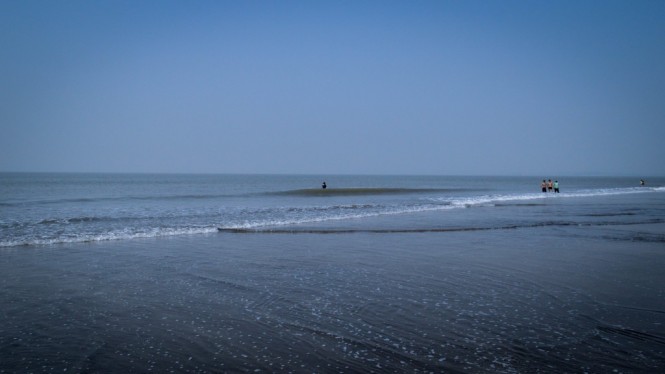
[428,186,663,207]
[0,226,220,248]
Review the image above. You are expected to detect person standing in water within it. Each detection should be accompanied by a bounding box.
[541,180,547,192]
[547,179,553,192]
[554,180,559,193]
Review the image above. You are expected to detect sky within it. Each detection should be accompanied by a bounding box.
[1,0,664,176]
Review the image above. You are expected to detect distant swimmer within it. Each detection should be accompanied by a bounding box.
[640,179,645,186]
[554,180,559,193]
[547,179,553,192]
[541,180,547,193]
[322,181,327,189]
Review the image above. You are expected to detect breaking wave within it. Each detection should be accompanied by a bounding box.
[0,226,220,248]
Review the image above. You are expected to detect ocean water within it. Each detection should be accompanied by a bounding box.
[1,173,665,372]
[2,173,664,247]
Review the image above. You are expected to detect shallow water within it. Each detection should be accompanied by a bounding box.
[1,222,664,373]
[1,174,664,372]
[2,173,664,247]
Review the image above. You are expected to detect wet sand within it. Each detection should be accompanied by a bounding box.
[1,223,664,373]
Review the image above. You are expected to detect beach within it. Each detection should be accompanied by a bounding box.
[1,174,664,372]
[4,0,665,371]
[2,222,664,373]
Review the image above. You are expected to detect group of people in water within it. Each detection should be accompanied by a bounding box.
[540,179,647,193]
[541,179,559,193]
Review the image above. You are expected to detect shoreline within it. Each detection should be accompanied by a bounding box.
[1,224,664,372]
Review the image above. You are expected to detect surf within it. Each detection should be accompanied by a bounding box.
[2,174,664,248]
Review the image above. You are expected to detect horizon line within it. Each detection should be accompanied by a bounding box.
[0,171,661,178]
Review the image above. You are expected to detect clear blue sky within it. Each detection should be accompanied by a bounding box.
[1,0,664,176]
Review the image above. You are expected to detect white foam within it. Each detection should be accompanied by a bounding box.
[0,226,220,247]
[427,186,663,208]
[222,204,457,230]
[446,193,546,207]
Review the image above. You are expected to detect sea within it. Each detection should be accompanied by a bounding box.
[1,173,664,373]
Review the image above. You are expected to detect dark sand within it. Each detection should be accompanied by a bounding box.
[1,223,664,372]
